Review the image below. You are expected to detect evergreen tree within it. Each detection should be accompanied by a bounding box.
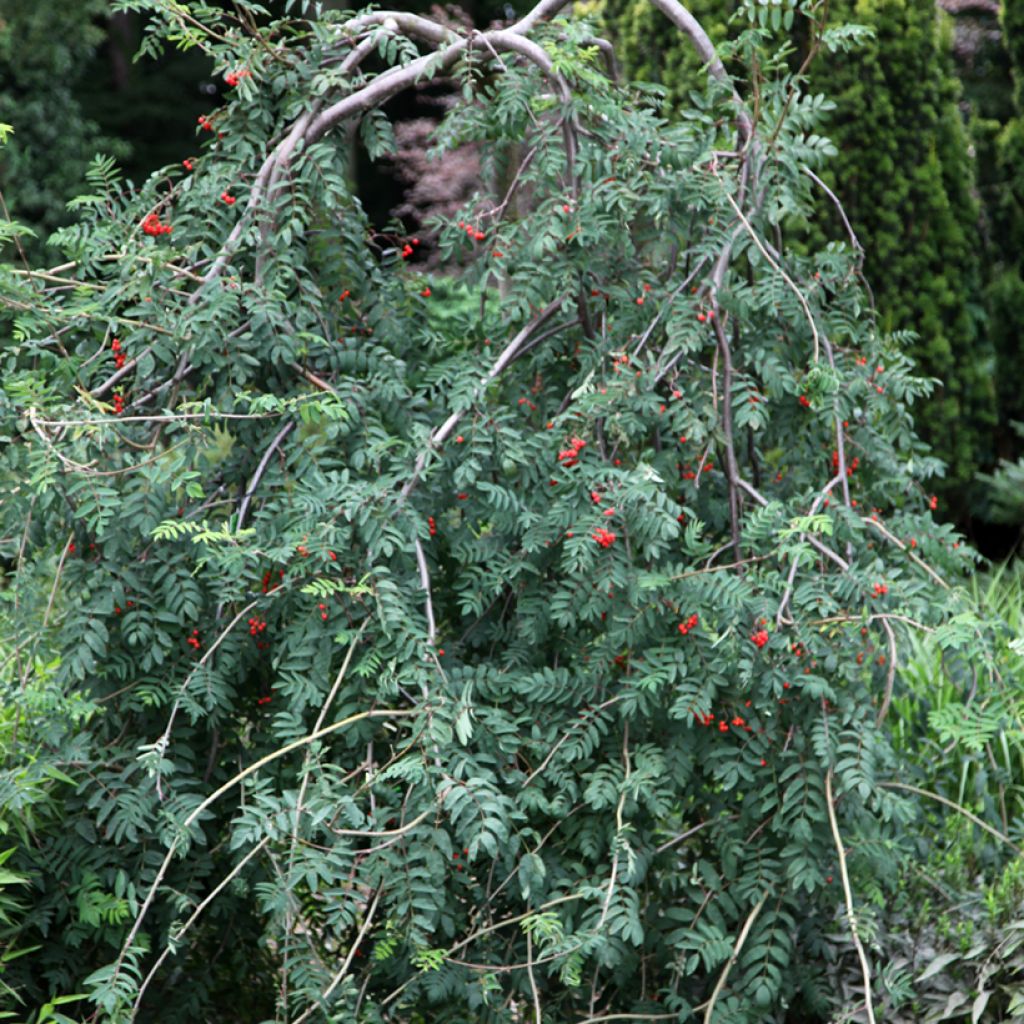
[815,0,994,507]
[986,0,1024,457]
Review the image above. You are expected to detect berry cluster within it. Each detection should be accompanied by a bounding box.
[677,613,699,636]
[221,191,236,205]
[871,582,889,598]
[186,629,202,650]
[457,220,486,242]
[557,436,586,467]
[317,602,328,621]
[751,629,769,649]
[247,615,267,636]
[693,710,752,734]
[256,694,272,706]
[112,392,125,415]
[832,450,860,476]
[142,212,172,237]
[428,516,437,537]
[224,68,251,87]
[450,846,470,872]
[111,338,126,370]
[401,238,420,258]
[182,158,194,172]
[592,527,616,548]
[197,115,215,132]
[338,289,351,302]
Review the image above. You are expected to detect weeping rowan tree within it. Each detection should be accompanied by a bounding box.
[0,0,1000,1022]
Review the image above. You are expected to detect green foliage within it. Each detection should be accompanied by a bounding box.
[0,2,1009,1023]
[865,562,1024,1022]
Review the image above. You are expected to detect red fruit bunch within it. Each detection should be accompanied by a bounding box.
[592,527,616,549]
[678,613,699,636]
[557,436,586,467]
[142,212,172,237]
[457,220,486,242]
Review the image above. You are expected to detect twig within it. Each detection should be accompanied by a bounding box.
[134,838,271,1011]
[776,472,844,626]
[290,887,383,1024]
[112,708,419,997]
[526,931,542,1024]
[719,188,820,362]
[702,893,768,1023]
[237,421,295,531]
[825,769,876,1024]
[413,536,437,644]
[879,781,1022,853]
[400,297,563,502]
[862,516,949,591]
[802,166,863,257]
